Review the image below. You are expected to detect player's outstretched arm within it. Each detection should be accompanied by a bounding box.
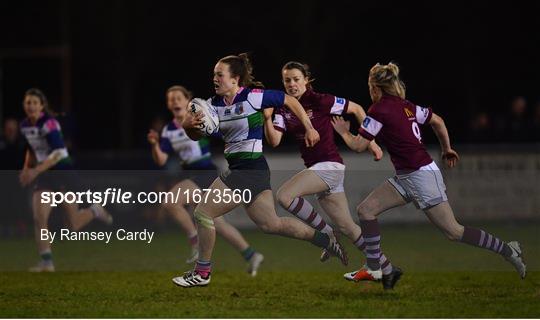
[147,129,168,166]
[283,94,319,147]
[429,112,459,168]
[346,102,383,161]
[20,149,63,187]
[263,108,283,147]
[331,116,370,153]
[346,101,367,125]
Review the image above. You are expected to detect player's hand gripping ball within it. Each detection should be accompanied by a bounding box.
[189,98,219,136]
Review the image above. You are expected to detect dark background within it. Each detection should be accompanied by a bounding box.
[0,0,539,150]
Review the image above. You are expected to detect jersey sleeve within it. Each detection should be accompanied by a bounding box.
[247,89,285,110]
[316,93,349,115]
[272,109,286,132]
[159,127,174,154]
[329,96,349,115]
[358,107,384,141]
[415,105,433,125]
[43,119,66,150]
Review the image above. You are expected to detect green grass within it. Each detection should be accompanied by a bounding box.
[0,224,539,317]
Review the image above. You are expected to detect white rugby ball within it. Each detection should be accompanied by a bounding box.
[188,98,219,135]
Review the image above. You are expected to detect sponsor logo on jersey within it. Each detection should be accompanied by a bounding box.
[234,103,244,115]
[363,117,371,127]
[404,108,415,120]
[224,107,232,116]
[336,97,345,105]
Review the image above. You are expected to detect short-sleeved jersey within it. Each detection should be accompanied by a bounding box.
[20,113,71,167]
[358,95,433,172]
[209,87,285,162]
[272,89,348,167]
[160,119,213,169]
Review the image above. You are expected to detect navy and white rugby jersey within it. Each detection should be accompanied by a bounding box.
[20,112,72,168]
[208,87,284,161]
[160,119,213,169]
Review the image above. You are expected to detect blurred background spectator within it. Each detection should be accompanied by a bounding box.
[0,117,29,237]
[468,111,492,143]
[495,96,532,143]
[0,117,26,169]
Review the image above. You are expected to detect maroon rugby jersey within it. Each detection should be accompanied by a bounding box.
[273,89,348,167]
[358,95,433,172]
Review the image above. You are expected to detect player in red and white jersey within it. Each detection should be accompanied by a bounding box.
[332,62,526,289]
[264,61,398,271]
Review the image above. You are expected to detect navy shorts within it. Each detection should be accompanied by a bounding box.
[219,156,271,202]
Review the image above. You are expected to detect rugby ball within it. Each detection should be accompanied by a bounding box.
[188,98,219,135]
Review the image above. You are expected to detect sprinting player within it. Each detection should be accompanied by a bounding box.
[19,88,112,272]
[147,85,264,275]
[172,53,348,287]
[331,62,526,288]
[263,61,400,281]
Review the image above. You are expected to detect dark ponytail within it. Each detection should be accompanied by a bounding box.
[219,53,264,89]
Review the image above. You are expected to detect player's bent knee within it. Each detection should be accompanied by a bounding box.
[257,220,281,234]
[356,202,375,220]
[193,210,215,230]
[276,188,294,209]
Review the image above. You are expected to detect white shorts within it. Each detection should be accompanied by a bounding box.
[388,161,448,210]
[307,161,345,198]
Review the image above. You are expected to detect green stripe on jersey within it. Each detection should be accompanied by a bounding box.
[247,112,263,128]
[198,137,210,148]
[225,152,263,160]
[58,157,73,165]
[219,114,249,122]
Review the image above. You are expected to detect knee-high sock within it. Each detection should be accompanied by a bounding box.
[359,219,382,271]
[353,233,393,275]
[461,226,512,257]
[287,197,333,235]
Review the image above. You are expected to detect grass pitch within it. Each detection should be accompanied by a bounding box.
[0,224,538,317]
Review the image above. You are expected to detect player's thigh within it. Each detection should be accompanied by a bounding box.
[357,180,407,217]
[423,201,463,237]
[318,192,355,225]
[195,177,241,219]
[244,190,281,231]
[169,179,200,205]
[277,169,328,200]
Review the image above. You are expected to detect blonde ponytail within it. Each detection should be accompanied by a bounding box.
[369,62,406,99]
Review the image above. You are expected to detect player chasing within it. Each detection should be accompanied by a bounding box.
[172,53,348,287]
[147,85,264,275]
[19,88,112,272]
[262,61,402,288]
[331,62,526,287]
